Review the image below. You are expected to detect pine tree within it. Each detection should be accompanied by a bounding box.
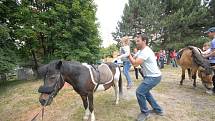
[114,0,215,50]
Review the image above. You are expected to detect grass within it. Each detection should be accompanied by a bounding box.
[0,65,215,121]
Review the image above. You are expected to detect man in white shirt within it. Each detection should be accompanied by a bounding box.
[128,34,163,121]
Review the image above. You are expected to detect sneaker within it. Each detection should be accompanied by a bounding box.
[149,110,164,116]
[136,113,149,121]
[127,85,132,89]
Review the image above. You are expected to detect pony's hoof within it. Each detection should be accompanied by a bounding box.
[115,101,119,105]
[119,94,123,98]
[90,116,95,121]
[206,90,213,95]
[83,116,89,121]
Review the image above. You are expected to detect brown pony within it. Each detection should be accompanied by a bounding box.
[176,46,214,92]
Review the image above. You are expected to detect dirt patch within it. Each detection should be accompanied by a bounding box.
[0,66,215,121]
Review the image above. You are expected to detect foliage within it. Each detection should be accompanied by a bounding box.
[114,0,215,50]
[100,44,118,58]
[0,0,101,75]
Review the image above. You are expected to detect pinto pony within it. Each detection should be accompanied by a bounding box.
[37,60,122,121]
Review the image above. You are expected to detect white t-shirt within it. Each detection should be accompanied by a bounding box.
[119,45,130,61]
[136,46,161,77]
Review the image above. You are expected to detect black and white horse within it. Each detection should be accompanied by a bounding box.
[38,60,122,121]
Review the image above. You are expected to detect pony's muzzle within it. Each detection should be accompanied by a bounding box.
[202,82,213,90]
[39,98,46,106]
[39,93,52,106]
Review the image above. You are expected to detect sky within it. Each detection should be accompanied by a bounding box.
[94,0,128,48]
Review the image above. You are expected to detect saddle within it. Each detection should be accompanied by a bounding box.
[91,63,113,84]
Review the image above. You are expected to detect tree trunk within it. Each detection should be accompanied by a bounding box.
[31,49,39,78]
[40,32,47,57]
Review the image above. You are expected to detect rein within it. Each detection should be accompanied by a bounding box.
[31,73,64,121]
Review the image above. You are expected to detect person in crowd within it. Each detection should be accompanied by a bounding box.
[117,36,133,89]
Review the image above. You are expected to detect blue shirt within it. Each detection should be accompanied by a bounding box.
[209,38,215,63]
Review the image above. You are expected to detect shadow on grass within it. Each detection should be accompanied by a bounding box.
[0,79,38,96]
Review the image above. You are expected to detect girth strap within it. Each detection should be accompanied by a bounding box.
[91,65,101,92]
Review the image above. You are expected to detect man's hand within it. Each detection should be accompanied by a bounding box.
[202,54,209,59]
[203,49,215,58]
[128,54,143,67]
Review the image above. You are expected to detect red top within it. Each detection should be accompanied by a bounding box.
[155,52,160,60]
[170,51,177,58]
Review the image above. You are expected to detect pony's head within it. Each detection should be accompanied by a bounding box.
[198,66,214,90]
[38,60,65,106]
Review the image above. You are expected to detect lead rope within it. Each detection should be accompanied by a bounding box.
[31,73,64,121]
[31,104,46,121]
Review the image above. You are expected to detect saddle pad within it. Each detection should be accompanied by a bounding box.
[95,64,113,84]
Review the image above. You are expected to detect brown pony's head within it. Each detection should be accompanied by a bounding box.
[198,67,213,90]
[38,61,65,106]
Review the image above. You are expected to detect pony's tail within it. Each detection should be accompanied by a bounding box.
[118,66,123,96]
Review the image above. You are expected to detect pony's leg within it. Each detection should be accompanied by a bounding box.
[187,69,192,81]
[180,68,185,85]
[88,93,95,121]
[81,95,90,120]
[192,68,198,88]
[192,74,197,87]
[113,79,119,104]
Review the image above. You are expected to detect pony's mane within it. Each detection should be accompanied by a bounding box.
[177,48,184,59]
[187,46,213,74]
[38,60,82,77]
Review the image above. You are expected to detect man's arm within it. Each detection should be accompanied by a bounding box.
[128,54,143,67]
[204,49,215,58]
[202,48,211,55]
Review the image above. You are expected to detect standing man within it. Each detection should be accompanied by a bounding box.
[128,34,164,121]
[203,27,215,93]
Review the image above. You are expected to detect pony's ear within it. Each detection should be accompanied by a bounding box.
[38,64,48,78]
[56,61,62,70]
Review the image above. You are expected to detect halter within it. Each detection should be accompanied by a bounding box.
[31,72,64,121]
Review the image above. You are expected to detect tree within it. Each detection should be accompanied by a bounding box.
[161,0,213,49]
[114,0,215,50]
[0,0,101,76]
[0,0,19,74]
[100,44,118,58]
[113,0,165,46]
